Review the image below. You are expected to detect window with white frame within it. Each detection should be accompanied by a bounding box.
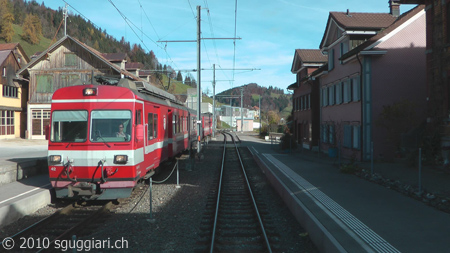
[2,67,5,77]
[1,110,14,135]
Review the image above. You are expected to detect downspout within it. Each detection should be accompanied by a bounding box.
[356,53,364,161]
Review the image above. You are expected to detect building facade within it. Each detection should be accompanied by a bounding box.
[318,3,426,160]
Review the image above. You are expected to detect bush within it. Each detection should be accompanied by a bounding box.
[280,133,297,150]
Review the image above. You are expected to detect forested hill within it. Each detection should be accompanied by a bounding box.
[0,0,162,70]
[216,83,292,115]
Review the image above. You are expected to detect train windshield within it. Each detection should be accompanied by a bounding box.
[51,110,88,142]
[90,110,132,142]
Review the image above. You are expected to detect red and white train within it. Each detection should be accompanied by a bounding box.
[46,79,212,200]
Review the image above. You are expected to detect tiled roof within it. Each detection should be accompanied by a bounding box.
[126,62,144,70]
[101,52,128,62]
[0,43,18,51]
[330,12,397,30]
[0,50,11,64]
[295,49,327,63]
[340,4,425,60]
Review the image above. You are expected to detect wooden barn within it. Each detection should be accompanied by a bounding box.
[17,35,141,139]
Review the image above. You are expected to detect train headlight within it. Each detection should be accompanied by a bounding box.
[114,155,128,164]
[83,88,97,96]
[48,155,62,164]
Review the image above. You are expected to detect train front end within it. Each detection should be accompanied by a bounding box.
[47,85,142,200]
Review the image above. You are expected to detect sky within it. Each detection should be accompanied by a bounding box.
[43,0,417,95]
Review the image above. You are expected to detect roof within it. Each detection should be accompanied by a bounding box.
[126,62,144,70]
[320,11,397,49]
[0,43,19,51]
[296,49,328,63]
[0,50,11,65]
[340,4,425,61]
[291,49,327,74]
[101,52,128,62]
[287,82,298,90]
[0,42,30,63]
[330,12,397,30]
[17,35,141,81]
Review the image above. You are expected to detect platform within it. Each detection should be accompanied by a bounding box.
[240,133,450,253]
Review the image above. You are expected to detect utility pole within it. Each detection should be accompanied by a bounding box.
[240,87,244,133]
[212,64,216,138]
[64,3,68,36]
[157,5,240,153]
[259,95,261,135]
[196,6,202,152]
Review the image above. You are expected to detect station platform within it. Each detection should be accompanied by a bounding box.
[0,139,51,229]
[0,174,52,228]
[239,133,450,253]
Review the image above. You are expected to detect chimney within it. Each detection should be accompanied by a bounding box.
[389,0,400,17]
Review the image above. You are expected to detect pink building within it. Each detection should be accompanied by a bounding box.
[317,3,426,161]
[289,49,327,150]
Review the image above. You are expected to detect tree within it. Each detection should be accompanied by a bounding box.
[176,71,183,82]
[21,13,41,44]
[0,12,14,42]
[0,0,14,42]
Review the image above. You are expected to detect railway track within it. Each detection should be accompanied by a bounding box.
[1,182,149,252]
[197,131,275,252]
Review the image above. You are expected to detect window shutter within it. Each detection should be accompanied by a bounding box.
[343,125,352,148]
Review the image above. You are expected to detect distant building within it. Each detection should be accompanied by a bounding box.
[289,49,327,150]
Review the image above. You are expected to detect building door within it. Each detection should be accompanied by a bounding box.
[31,109,50,139]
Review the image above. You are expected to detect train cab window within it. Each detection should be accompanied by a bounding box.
[135,110,142,125]
[90,110,131,142]
[51,111,88,142]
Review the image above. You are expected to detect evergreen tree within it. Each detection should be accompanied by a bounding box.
[176,71,183,82]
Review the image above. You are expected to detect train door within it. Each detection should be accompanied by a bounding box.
[135,103,144,174]
[168,109,173,157]
[145,105,160,169]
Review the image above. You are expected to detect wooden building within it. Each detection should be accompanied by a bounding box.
[0,43,29,138]
[17,35,141,139]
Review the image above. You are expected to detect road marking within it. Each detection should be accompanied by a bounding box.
[0,183,52,205]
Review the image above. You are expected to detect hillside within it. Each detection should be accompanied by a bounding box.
[216,83,292,118]
[0,24,51,56]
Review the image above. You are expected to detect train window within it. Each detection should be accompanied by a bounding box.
[148,113,154,140]
[51,110,88,142]
[135,110,142,125]
[153,114,158,138]
[173,114,176,134]
[90,110,131,142]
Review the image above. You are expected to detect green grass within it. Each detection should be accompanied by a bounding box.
[0,24,52,57]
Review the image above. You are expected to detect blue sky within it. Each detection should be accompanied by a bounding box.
[44,0,417,95]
